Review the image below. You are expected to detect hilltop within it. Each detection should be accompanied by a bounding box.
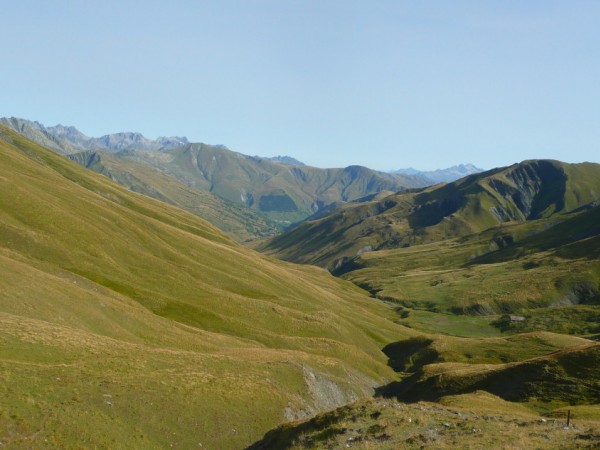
[392,163,484,183]
[250,395,600,449]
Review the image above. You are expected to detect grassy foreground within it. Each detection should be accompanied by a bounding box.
[249,395,600,449]
[0,126,416,448]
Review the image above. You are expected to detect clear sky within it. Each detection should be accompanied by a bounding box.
[2,1,599,171]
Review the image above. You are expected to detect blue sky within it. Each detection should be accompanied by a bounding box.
[2,1,599,170]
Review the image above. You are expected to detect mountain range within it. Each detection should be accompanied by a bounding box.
[0,117,189,154]
[260,155,305,166]
[264,159,600,268]
[392,163,484,183]
[1,117,430,237]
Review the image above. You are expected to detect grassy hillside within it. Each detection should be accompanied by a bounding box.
[0,126,418,448]
[116,143,428,225]
[250,336,600,449]
[262,160,600,340]
[338,205,600,331]
[68,150,280,241]
[263,160,600,269]
[6,118,430,238]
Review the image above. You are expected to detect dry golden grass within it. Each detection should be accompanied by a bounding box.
[249,397,600,449]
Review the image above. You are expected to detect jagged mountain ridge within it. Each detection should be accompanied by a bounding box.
[259,155,306,166]
[0,117,189,153]
[392,163,484,183]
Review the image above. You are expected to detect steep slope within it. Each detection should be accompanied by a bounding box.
[6,117,430,232]
[0,117,78,154]
[264,160,600,269]
[68,150,279,241]
[0,126,413,448]
[116,143,429,224]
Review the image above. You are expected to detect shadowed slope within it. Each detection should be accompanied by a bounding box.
[263,160,600,269]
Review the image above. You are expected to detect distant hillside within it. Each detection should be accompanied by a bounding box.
[264,159,600,333]
[5,117,429,230]
[264,160,600,268]
[339,202,600,316]
[0,117,188,153]
[68,150,280,241]
[0,117,79,154]
[110,143,429,224]
[392,163,484,183]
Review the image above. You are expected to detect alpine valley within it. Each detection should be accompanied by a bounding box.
[2,120,600,449]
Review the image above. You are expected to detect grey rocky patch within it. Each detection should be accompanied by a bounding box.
[282,364,378,422]
[552,282,599,307]
[1,117,188,154]
[357,246,373,256]
[303,365,353,411]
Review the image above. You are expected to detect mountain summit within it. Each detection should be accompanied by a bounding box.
[392,163,484,183]
[0,117,189,153]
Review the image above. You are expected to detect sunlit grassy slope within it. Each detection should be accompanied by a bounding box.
[343,206,600,327]
[264,161,600,335]
[116,143,427,225]
[68,150,280,241]
[0,126,418,448]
